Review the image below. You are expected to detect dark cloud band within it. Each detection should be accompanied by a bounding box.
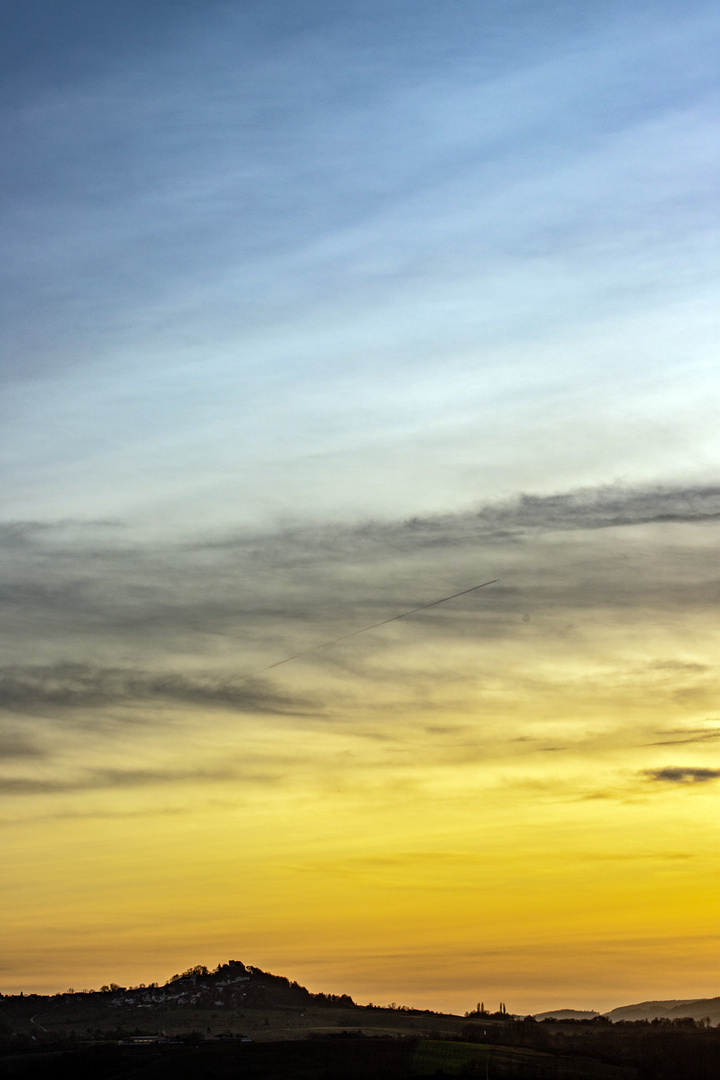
[645,767,720,784]
[0,663,307,714]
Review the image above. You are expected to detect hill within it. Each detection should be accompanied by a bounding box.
[605,997,720,1024]
[0,959,457,1042]
[534,1010,600,1021]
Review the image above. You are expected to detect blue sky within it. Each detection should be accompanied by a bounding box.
[2,0,718,532]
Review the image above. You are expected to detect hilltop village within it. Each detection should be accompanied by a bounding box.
[93,959,356,1013]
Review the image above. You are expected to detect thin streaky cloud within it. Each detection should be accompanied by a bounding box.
[0,765,243,796]
[0,664,310,714]
[648,732,720,747]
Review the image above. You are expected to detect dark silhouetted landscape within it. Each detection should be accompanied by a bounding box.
[2,960,720,1078]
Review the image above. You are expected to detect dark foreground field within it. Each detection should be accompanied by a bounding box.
[0,1035,639,1080]
[2,1024,720,1079]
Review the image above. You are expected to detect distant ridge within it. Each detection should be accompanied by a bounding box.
[605,997,720,1023]
[533,1009,599,1021]
[534,999,720,1024]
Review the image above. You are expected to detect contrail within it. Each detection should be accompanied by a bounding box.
[247,579,499,678]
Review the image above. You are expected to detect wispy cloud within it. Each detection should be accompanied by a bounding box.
[2,482,718,671]
[0,663,308,714]
[644,767,720,785]
[648,725,720,746]
[0,483,717,807]
[0,730,45,760]
[0,764,242,796]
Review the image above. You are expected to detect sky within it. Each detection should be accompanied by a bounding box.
[1,0,719,1014]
